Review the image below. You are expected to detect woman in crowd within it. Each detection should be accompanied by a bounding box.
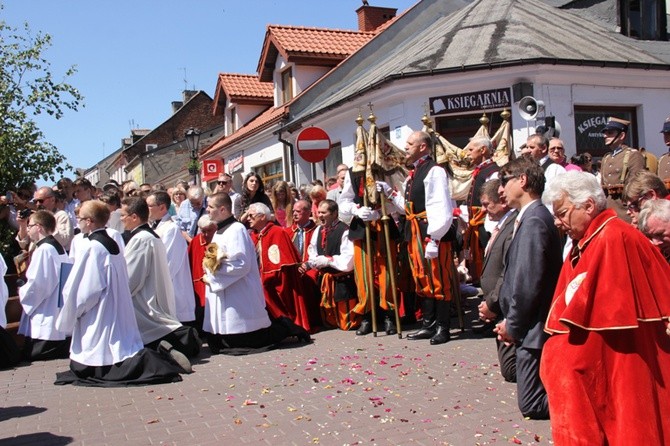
[239,172,274,222]
[270,181,293,227]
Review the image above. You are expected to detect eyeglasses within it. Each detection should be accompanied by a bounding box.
[500,174,517,187]
[548,147,564,152]
[27,223,41,229]
[626,195,648,212]
[217,181,230,185]
[77,216,91,222]
[33,197,51,204]
[554,204,575,223]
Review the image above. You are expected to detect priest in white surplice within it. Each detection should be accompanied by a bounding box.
[147,191,196,325]
[18,210,71,361]
[121,196,201,359]
[202,193,310,354]
[55,200,185,386]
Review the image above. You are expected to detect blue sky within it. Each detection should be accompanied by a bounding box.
[2,0,417,178]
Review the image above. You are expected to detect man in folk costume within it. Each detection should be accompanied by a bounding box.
[338,115,404,336]
[203,193,309,354]
[55,200,186,386]
[541,171,670,444]
[18,210,72,361]
[377,130,454,345]
[463,136,499,285]
[121,197,200,362]
[147,191,196,326]
[247,202,317,333]
[303,199,358,331]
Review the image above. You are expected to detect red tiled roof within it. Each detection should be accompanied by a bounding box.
[270,25,374,57]
[218,73,273,101]
[257,25,375,81]
[200,105,288,158]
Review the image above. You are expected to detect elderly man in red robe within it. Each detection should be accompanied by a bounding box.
[187,214,218,333]
[247,202,316,333]
[541,171,670,445]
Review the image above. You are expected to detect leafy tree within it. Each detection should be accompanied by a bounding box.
[0,10,83,193]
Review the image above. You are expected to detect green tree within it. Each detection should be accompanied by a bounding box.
[0,11,83,192]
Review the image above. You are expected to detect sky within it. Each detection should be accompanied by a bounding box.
[2,0,418,179]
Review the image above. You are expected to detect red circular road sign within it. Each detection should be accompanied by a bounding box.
[296,127,331,163]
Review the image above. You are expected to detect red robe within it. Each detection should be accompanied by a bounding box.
[285,221,317,263]
[253,222,319,332]
[187,233,208,307]
[540,209,670,445]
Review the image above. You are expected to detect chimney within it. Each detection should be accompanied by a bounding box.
[171,101,183,114]
[356,4,397,32]
[183,90,198,103]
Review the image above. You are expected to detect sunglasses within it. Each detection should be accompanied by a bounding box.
[217,181,230,185]
[500,174,517,187]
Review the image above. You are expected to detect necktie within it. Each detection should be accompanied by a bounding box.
[484,225,500,257]
[151,220,159,229]
[512,219,520,239]
[294,227,304,255]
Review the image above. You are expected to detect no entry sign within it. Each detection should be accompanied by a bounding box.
[296,127,331,163]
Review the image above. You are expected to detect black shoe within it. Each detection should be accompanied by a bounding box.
[278,317,312,343]
[158,340,193,374]
[429,326,450,345]
[406,326,436,340]
[384,317,397,336]
[356,319,372,336]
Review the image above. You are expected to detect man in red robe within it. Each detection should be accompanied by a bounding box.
[541,171,670,445]
[247,203,317,333]
[187,215,218,333]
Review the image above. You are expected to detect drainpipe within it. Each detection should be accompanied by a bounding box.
[278,133,295,185]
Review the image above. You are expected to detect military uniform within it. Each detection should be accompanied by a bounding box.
[601,145,645,221]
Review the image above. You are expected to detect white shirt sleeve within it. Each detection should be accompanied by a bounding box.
[424,166,453,240]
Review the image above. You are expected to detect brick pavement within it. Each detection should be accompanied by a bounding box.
[0,301,553,446]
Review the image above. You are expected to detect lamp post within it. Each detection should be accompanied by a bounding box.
[184,127,201,185]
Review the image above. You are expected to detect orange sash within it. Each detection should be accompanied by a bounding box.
[320,272,362,331]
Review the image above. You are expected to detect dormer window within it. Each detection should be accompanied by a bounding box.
[230,106,237,133]
[281,67,293,104]
[620,0,667,40]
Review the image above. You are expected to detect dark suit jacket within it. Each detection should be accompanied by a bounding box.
[499,201,562,349]
[480,210,518,316]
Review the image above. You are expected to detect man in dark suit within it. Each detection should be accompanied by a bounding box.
[476,179,518,383]
[495,157,562,420]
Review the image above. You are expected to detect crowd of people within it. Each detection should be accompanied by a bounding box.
[0,116,669,444]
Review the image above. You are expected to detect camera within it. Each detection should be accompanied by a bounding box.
[18,208,33,220]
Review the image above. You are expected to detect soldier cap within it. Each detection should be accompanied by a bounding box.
[602,117,629,133]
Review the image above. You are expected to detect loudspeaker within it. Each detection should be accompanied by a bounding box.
[512,82,533,102]
[518,96,544,121]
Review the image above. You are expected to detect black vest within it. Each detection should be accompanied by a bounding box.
[540,157,554,171]
[316,221,355,302]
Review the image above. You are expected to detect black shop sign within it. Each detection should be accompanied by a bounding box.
[430,88,511,115]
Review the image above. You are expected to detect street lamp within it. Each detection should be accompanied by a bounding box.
[184,127,201,185]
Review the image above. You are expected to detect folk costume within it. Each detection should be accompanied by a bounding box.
[18,235,72,361]
[125,224,200,358]
[339,169,401,333]
[155,215,196,323]
[251,221,318,333]
[541,209,670,445]
[307,220,358,331]
[386,155,454,344]
[464,158,499,284]
[55,229,182,386]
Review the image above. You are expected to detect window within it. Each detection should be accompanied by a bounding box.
[620,0,667,40]
[573,106,637,158]
[281,68,293,104]
[324,142,343,178]
[229,106,237,133]
[254,159,284,189]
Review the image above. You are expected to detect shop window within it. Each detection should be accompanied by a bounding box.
[573,107,637,158]
[434,110,507,149]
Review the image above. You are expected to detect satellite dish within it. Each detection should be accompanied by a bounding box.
[518,96,545,121]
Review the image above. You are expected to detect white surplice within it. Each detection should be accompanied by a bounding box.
[124,228,181,345]
[18,237,71,340]
[203,220,271,335]
[69,228,125,263]
[0,255,8,328]
[56,230,143,367]
[155,217,195,322]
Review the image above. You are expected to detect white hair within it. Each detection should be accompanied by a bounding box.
[197,214,216,229]
[188,185,204,200]
[542,171,607,211]
[469,135,492,151]
[248,202,272,219]
[639,199,670,232]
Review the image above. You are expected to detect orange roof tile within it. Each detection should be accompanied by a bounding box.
[218,73,273,101]
[270,25,374,57]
